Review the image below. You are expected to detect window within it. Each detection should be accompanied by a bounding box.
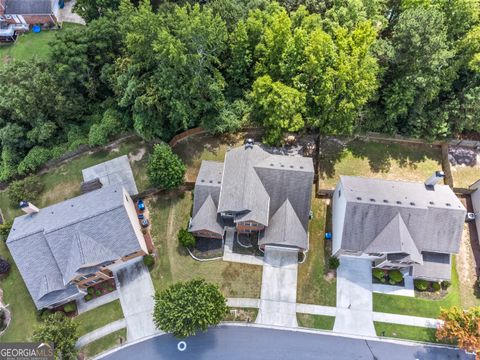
[78,274,95,281]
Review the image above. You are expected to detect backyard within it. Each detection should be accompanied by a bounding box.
[0,23,83,62]
[319,138,443,189]
[296,195,336,306]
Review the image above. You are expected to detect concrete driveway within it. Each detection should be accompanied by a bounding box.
[333,256,376,336]
[115,259,158,340]
[256,246,298,327]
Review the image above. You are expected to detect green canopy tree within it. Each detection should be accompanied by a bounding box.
[73,0,121,23]
[153,279,228,338]
[147,144,186,189]
[33,313,78,360]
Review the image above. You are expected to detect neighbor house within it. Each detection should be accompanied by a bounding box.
[189,140,314,252]
[0,0,58,26]
[6,184,148,310]
[332,172,466,281]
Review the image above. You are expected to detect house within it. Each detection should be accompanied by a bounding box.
[0,0,58,26]
[332,172,466,281]
[189,140,314,252]
[6,184,148,310]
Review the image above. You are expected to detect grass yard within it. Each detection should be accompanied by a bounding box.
[319,138,443,189]
[451,165,480,189]
[374,322,439,343]
[147,191,262,298]
[297,195,336,306]
[75,301,124,337]
[0,23,84,62]
[373,258,461,318]
[0,136,149,222]
[297,314,335,330]
[79,328,127,359]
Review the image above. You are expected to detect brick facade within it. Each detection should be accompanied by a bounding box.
[0,0,5,16]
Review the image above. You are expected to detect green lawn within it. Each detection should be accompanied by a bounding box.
[0,136,149,222]
[373,258,460,318]
[319,138,443,189]
[297,195,336,306]
[147,191,262,298]
[79,328,126,359]
[451,165,480,188]
[0,23,84,62]
[375,322,439,343]
[75,301,124,337]
[297,314,335,330]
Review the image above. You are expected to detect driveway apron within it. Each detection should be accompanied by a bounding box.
[256,246,298,327]
[333,256,376,336]
[114,259,158,341]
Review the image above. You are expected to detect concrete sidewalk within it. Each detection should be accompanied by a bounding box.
[76,319,126,348]
[228,298,260,308]
[77,290,119,314]
[223,228,264,266]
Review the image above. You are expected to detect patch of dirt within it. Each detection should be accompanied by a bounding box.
[129,147,146,162]
[324,271,336,282]
[110,147,120,153]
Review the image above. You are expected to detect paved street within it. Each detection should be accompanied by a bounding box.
[256,246,298,327]
[99,325,474,360]
[334,256,376,336]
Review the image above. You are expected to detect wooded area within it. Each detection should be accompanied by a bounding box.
[0,0,478,182]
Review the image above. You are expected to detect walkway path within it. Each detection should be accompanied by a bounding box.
[77,290,119,314]
[333,256,376,336]
[56,0,86,25]
[222,227,264,265]
[256,246,298,327]
[114,259,159,341]
[76,319,126,348]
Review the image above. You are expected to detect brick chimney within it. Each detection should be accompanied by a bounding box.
[19,201,39,215]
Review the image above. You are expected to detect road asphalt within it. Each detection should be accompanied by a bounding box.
[99,325,474,360]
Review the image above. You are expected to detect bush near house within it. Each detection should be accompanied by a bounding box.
[143,254,155,269]
[0,222,12,242]
[389,270,403,283]
[63,303,77,314]
[432,282,441,292]
[87,287,94,295]
[84,294,93,302]
[328,257,340,270]
[0,257,10,276]
[414,279,429,291]
[441,281,451,290]
[373,268,385,281]
[7,176,44,207]
[178,228,196,249]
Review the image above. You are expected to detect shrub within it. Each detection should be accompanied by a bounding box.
[389,279,396,285]
[380,277,386,283]
[178,228,196,248]
[414,279,429,291]
[0,257,10,275]
[88,109,127,146]
[7,176,44,207]
[87,287,94,295]
[147,144,186,189]
[0,221,13,242]
[107,286,114,292]
[432,282,441,292]
[441,281,451,290]
[63,303,77,313]
[328,256,340,270]
[39,309,53,321]
[33,312,78,359]
[143,254,155,269]
[17,146,52,175]
[389,270,403,283]
[95,290,101,296]
[373,268,385,281]
[84,294,93,301]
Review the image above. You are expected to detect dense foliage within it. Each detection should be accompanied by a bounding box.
[147,143,186,189]
[153,278,228,338]
[32,312,78,360]
[178,228,196,248]
[437,306,480,355]
[0,0,478,180]
[7,176,44,207]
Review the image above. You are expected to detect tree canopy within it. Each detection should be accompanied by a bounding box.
[147,143,186,189]
[153,278,228,338]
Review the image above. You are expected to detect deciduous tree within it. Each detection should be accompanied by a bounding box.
[33,313,78,360]
[147,144,186,189]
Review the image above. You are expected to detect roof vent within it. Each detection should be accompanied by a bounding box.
[396,201,402,204]
[270,163,274,166]
[245,138,254,149]
[446,203,451,207]
[410,202,415,206]
[200,179,205,182]
[383,199,389,203]
[19,201,39,215]
[370,198,375,202]
[300,166,304,169]
[356,197,362,200]
[209,180,213,183]
[429,201,434,205]
[290,165,294,168]
[280,164,285,167]
[425,171,445,189]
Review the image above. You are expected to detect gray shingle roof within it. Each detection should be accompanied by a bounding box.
[190,194,224,235]
[193,144,314,249]
[5,0,52,14]
[413,252,451,280]
[339,176,466,255]
[82,156,138,196]
[7,185,142,309]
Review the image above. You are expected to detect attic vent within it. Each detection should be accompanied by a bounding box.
[446,203,451,207]
[270,163,274,166]
[396,201,402,204]
[410,202,415,206]
[217,181,221,184]
[280,164,285,167]
[356,197,362,200]
[429,201,434,205]
[71,204,74,207]
[370,198,375,202]
[383,199,389,203]
[300,166,304,169]
[209,180,213,183]
[290,165,294,168]
[200,179,205,182]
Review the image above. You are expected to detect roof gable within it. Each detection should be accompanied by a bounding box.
[190,194,224,235]
[5,0,52,14]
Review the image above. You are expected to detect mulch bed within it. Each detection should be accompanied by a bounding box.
[85,279,116,301]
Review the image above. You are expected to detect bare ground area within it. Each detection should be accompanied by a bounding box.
[457,196,480,308]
